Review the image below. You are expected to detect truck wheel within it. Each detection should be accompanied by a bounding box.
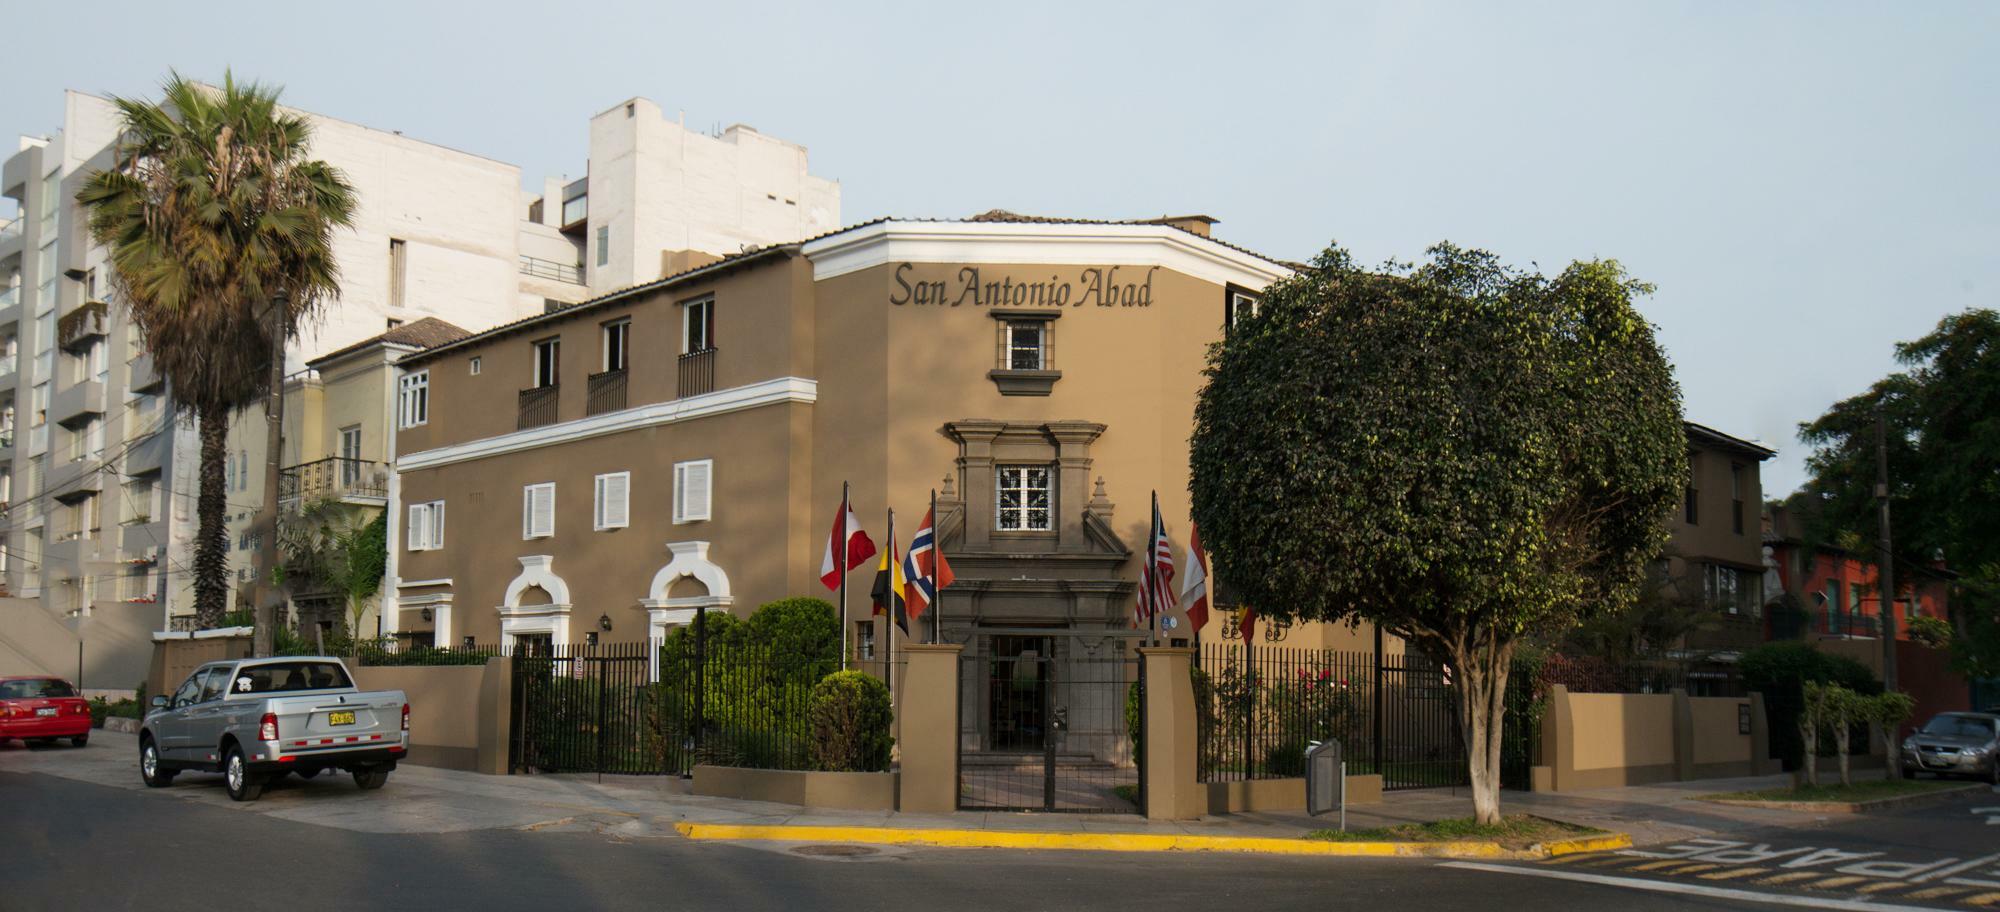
[352,768,389,791]
[140,737,176,788]
[224,746,264,802]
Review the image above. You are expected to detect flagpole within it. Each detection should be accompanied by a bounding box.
[1150,491,1161,649]
[930,488,940,645]
[885,508,895,696]
[840,481,850,672]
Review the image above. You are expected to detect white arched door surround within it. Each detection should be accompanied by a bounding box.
[498,555,574,647]
[640,541,734,642]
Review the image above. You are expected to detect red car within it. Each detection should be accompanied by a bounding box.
[0,676,91,747]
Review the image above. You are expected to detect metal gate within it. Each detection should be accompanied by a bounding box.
[510,640,684,776]
[1372,652,1469,791]
[957,637,1144,812]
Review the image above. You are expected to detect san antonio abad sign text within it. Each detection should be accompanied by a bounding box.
[890,263,1158,308]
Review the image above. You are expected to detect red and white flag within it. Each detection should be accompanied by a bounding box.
[819,492,878,591]
[1178,521,1210,634]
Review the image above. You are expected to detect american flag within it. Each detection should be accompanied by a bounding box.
[1135,494,1175,630]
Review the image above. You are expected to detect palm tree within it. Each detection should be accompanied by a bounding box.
[276,499,387,646]
[77,73,354,627]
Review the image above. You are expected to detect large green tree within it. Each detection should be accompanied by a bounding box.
[78,73,354,627]
[1797,309,2000,677]
[1190,243,1686,824]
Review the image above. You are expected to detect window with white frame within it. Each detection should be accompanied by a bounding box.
[469,356,481,376]
[594,471,630,531]
[1226,290,1260,332]
[682,297,715,354]
[532,338,560,388]
[406,500,445,551]
[1003,321,1047,370]
[398,370,429,428]
[673,460,712,523]
[522,483,555,539]
[602,319,629,373]
[596,225,609,267]
[995,465,1052,531]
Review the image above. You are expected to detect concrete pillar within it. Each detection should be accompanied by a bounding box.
[897,643,962,813]
[1749,691,1776,775]
[1139,646,1204,820]
[475,656,512,775]
[1672,687,1694,781]
[1539,683,1574,792]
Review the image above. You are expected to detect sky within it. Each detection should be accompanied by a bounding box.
[2,0,1993,497]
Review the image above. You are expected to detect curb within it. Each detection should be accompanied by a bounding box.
[1699,782,1986,814]
[672,822,1632,859]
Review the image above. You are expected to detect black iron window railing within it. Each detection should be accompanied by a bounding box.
[519,385,559,430]
[586,369,627,416]
[677,348,716,398]
[279,456,386,505]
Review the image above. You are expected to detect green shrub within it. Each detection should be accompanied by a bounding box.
[1907,615,1953,650]
[808,671,893,772]
[747,597,840,665]
[1742,641,1883,769]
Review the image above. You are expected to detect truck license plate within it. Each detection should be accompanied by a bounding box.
[327,710,356,726]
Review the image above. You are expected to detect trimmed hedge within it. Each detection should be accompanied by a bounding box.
[808,671,893,772]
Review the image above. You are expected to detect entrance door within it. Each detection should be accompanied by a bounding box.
[987,635,1050,751]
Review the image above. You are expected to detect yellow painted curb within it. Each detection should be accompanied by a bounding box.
[673,822,1632,859]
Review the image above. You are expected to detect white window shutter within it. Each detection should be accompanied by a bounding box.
[597,473,629,530]
[524,484,554,538]
[675,461,711,523]
[594,476,606,530]
[430,502,444,549]
[407,504,426,551]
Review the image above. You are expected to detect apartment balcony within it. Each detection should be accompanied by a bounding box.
[519,255,584,285]
[51,379,105,425]
[1812,611,1882,640]
[279,456,388,508]
[0,217,21,258]
[58,300,108,350]
[586,369,627,416]
[119,518,165,554]
[518,385,558,430]
[124,426,170,476]
[128,349,163,394]
[0,427,13,461]
[677,348,717,398]
[0,352,16,387]
[46,457,104,498]
[42,535,93,576]
[0,285,20,325]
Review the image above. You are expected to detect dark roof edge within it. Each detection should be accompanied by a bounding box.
[1684,420,1777,460]
[399,245,799,367]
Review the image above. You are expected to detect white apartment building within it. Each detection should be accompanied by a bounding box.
[0,88,838,681]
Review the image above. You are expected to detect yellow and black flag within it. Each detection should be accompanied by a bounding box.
[870,512,908,631]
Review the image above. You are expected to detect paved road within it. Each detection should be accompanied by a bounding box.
[5,736,1997,911]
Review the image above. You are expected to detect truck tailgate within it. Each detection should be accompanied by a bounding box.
[268,690,405,751]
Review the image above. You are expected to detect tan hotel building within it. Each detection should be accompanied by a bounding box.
[387,214,1295,656]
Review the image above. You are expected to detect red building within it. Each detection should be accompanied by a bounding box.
[1764,503,1952,641]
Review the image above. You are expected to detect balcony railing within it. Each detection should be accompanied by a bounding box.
[519,255,584,285]
[519,385,559,429]
[279,456,387,505]
[678,348,716,398]
[58,300,108,350]
[0,217,20,241]
[586,368,627,416]
[1814,611,1882,639]
[0,354,13,376]
[0,287,18,310]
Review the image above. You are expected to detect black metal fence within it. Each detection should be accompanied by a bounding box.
[1197,645,1470,791]
[957,646,1142,812]
[508,637,838,775]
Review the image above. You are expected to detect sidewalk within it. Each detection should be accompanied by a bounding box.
[1,730,1817,848]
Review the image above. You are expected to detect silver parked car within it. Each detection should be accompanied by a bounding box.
[140,656,409,801]
[1901,711,2000,784]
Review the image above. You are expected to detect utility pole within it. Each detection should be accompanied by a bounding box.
[1875,410,1898,696]
[252,294,287,658]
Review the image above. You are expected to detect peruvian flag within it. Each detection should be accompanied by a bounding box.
[1178,521,1210,634]
[819,493,878,591]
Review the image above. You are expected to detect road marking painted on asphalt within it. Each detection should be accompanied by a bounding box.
[1813,877,1870,889]
[1759,873,1825,886]
[1856,882,1910,894]
[1699,867,1771,881]
[1676,864,1723,875]
[1441,862,1952,912]
[1963,893,2000,908]
[1632,860,1700,872]
[1901,886,1967,901]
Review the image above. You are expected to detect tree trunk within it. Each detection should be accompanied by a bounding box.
[1450,641,1511,827]
[191,401,232,628]
[1799,720,1818,787]
[1834,724,1851,787]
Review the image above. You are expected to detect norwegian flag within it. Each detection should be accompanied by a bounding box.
[1134,494,1175,629]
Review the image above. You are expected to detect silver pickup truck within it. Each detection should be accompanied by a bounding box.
[140,656,408,801]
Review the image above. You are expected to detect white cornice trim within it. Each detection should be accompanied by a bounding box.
[801,221,1294,289]
[397,376,817,472]
[397,578,454,590]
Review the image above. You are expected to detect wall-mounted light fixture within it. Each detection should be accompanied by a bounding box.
[598,613,613,632]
